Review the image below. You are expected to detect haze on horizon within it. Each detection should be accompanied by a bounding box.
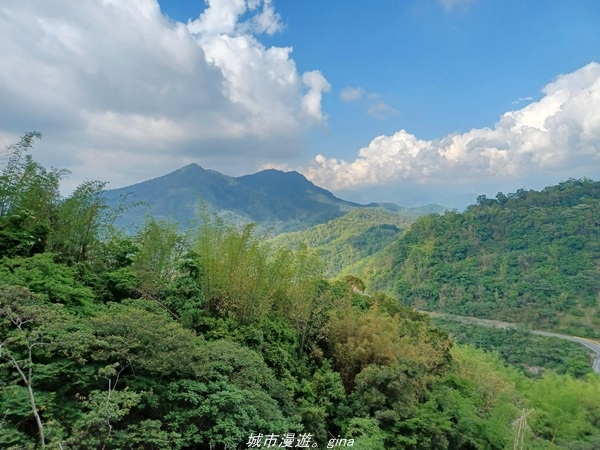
[1,0,599,209]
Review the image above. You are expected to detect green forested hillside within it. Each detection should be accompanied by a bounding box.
[103,163,446,237]
[103,164,363,234]
[269,209,413,277]
[374,179,600,336]
[430,318,594,377]
[2,134,600,449]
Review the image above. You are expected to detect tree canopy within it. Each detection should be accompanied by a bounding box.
[374,179,600,336]
[1,134,600,449]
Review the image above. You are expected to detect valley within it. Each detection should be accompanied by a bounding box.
[422,310,600,375]
[2,139,600,449]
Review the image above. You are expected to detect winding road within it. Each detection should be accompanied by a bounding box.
[420,310,600,374]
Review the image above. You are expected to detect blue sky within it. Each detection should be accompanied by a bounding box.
[1,0,600,207]
[162,0,599,139]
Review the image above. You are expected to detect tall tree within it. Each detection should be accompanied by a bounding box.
[0,283,91,448]
[50,180,109,264]
[0,132,67,257]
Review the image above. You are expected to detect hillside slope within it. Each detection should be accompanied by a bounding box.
[105,163,448,235]
[270,203,447,281]
[375,179,600,336]
[3,134,600,449]
[104,164,361,233]
[270,209,406,278]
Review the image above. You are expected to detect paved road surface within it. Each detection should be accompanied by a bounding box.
[420,310,600,374]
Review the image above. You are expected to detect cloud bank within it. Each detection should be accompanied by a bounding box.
[304,63,600,192]
[0,0,329,188]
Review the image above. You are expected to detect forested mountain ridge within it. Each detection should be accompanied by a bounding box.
[373,178,600,337]
[269,207,446,277]
[103,163,433,234]
[102,163,358,233]
[3,133,600,449]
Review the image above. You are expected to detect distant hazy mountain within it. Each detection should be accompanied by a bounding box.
[104,163,446,234]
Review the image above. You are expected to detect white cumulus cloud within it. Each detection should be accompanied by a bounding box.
[0,0,329,190]
[301,71,332,123]
[303,63,600,191]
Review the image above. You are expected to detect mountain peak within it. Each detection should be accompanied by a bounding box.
[104,163,363,234]
[177,162,206,173]
[237,168,324,193]
[184,162,201,168]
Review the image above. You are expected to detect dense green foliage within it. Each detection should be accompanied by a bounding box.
[431,318,594,377]
[2,134,600,449]
[373,180,600,335]
[269,209,413,277]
